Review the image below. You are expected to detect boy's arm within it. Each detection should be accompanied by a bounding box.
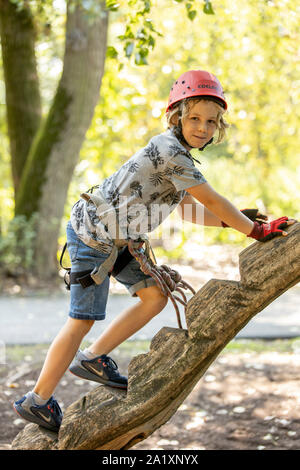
[177,193,223,227]
[185,182,254,235]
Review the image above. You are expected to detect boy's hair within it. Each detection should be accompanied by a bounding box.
[166,96,229,144]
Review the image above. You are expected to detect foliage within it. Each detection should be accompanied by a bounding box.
[0,214,38,273]
[6,0,215,68]
[64,0,300,257]
[1,0,300,267]
[106,0,215,66]
[0,56,14,231]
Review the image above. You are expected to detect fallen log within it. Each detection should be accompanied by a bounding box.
[12,222,300,450]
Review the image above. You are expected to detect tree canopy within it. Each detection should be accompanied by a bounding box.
[0,0,299,276]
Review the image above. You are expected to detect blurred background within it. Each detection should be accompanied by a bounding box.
[0,0,299,285]
[1,1,300,451]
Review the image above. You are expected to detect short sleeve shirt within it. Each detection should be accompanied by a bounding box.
[70,128,207,253]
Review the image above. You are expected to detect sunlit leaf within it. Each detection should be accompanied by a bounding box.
[203,1,215,15]
[106,1,120,11]
[106,45,118,58]
[125,42,134,58]
[188,10,197,20]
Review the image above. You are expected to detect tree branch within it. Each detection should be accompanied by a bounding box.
[11,223,300,450]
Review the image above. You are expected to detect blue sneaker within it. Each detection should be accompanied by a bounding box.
[69,350,127,389]
[13,392,62,432]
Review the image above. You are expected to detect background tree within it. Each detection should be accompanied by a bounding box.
[0,1,42,198]
[0,0,110,277]
[0,0,299,280]
[0,0,212,278]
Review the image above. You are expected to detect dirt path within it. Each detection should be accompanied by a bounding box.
[1,340,300,450]
[134,348,300,450]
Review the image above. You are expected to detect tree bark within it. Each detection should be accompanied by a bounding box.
[11,223,300,450]
[14,2,109,277]
[0,0,42,197]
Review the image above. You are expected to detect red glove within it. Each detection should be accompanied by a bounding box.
[247,217,289,242]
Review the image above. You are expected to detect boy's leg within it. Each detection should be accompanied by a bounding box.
[33,317,94,400]
[87,285,167,356]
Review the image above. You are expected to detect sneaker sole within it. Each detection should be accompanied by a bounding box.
[13,403,59,433]
[68,365,127,390]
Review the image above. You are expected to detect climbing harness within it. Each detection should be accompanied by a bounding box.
[60,237,195,329]
[60,188,196,329]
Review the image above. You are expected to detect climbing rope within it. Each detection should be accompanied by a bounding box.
[127,240,196,329]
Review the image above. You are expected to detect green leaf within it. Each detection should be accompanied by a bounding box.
[143,1,151,13]
[203,1,215,15]
[106,46,118,59]
[145,19,155,31]
[106,0,120,11]
[125,42,135,58]
[135,51,148,65]
[136,28,147,40]
[148,35,155,48]
[118,26,135,41]
[188,10,197,20]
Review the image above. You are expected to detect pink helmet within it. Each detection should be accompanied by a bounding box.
[166,70,227,112]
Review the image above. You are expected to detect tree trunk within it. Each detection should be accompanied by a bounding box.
[0,0,42,197]
[11,223,300,450]
[14,2,109,278]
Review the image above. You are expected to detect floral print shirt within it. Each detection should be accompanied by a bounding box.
[70,129,207,253]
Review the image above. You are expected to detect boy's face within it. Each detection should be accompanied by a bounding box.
[181,100,219,149]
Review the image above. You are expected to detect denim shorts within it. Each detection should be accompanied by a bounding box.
[66,221,157,321]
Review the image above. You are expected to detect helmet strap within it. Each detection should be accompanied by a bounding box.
[198,137,214,151]
[172,123,190,149]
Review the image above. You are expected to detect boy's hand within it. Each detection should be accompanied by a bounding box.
[241,208,268,224]
[247,217,297,242]
[221,208,268,228]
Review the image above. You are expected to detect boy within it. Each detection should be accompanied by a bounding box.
[14,70,295,432]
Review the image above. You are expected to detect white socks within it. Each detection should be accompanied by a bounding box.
[28,350,100,406]
[30,391,48,406]
[83,348,98,359]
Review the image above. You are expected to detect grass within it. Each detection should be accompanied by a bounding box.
[2,337,299,382]
[3,337,300,368]
[224,337,300,354]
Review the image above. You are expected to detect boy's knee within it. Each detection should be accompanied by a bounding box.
[137,285,168,310]
[154,293,168,310]
[80,319,95,334]
[68,317,95,334]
